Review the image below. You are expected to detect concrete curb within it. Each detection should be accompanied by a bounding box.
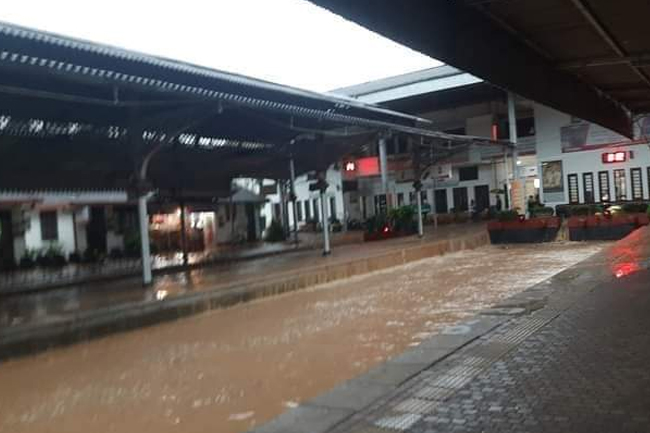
[248,315,509,433]
[0,231,489,361]
[246,237,621,433]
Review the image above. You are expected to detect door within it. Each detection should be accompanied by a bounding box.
[434,189,448,213]
[474,185,490,212]
[86,207,107,254]
[0,211,14,269]
[245,204,257,242]
[453,187,469,211]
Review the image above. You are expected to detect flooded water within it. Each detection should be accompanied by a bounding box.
[0,242,604,433]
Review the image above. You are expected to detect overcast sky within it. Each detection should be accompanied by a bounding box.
[1,0,440,92]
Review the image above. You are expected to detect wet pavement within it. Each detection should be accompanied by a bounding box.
[0,224,481,331]
[305,228,650,433]
[0,239,306,294]
[0,239,604,433]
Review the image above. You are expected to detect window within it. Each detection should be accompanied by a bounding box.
[631,168,643,200]
[598,171,611,202]
[568,174,579,204]
[374,194,387,215]
[329,197,336,219]
[296,201,303,221]
[421,190,428,203]
[395,136,409,155]
[40,211,58,241]
[497,117,536,139]
[582,173,595,203]
[459,166,479,181]
[614,169,627,201]
[397,193,405,207]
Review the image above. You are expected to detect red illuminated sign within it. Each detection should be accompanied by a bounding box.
[602,151,626,163]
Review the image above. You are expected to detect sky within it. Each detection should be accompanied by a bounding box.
[0,0,440,92]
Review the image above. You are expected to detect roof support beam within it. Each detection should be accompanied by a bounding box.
[558,54,650,70]
[308,0,633,137]
[568,0,650,90]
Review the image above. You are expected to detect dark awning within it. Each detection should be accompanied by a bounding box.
[0,21,507,199]
[307,0,648,138]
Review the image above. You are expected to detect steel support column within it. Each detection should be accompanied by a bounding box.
[138,195,152,286]
[378,136,389,207]
[289,157,299,244]
[320,191,331,255]
[179,200,188,266]
[416,186,424,237]
[508,92,519,211]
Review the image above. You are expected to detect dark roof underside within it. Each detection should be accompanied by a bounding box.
[308,0,650,138]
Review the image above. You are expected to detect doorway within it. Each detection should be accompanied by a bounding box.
[453,187,469,212]
[434,189,448,213]
[474,185,490,212]
[0,211,15,269]
[245,204,257,242]
[86,207,107,254]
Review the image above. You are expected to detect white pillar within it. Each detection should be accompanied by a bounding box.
[508,92,519,211]
[320,191,331,255]
[138,195,152,285]
[416,188,424,237]
[289,158,299,243]
[378,136,389,199]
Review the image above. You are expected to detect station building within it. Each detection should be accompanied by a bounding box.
[263,65,650,231]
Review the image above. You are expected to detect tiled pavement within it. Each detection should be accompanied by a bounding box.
[252,227,650,433]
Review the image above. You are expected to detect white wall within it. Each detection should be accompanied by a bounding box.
[215,203,250,243]
[534,103,650,207]
[23,208,77,257]
[264,167,346,230]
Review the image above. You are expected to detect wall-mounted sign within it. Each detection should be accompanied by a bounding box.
[541,160,563,193]
[602,151,627,163]
[561,115,650,153]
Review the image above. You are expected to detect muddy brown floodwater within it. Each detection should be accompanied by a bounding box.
[0,242,605,433]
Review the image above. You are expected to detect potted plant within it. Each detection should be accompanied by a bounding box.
[567,203,645,241]
[488,210,560,244]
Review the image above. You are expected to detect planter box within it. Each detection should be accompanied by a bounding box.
[568,215,638,241]
[635,213,650,226]
[487,217,560,244]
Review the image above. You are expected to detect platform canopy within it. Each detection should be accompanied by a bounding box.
[308,0,650,138]
[0,21,507,200]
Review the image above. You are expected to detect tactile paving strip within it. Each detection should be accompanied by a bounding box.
[490,317,552,344]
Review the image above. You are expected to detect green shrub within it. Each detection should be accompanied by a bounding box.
[364,214,387,234]
[388,205,416,232]
[621,202,648,213]
[497,210,519,222]
[264,220,286,242]
[530,206,554,217]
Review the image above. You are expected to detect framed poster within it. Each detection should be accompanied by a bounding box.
[541,161,564,193]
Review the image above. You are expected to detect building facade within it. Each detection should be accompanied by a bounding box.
[262,65,649,229]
